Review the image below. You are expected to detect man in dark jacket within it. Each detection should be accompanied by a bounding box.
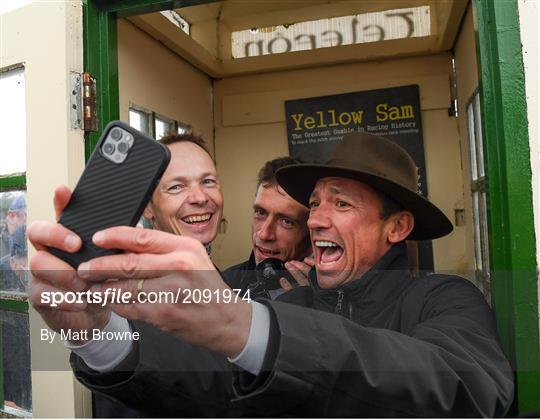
[29,133,513,416]
[231,133,514,416]
[223,156,312,298]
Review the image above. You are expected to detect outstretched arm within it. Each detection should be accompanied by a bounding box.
[233,278,514,417]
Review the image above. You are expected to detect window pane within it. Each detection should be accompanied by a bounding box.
[0,191,28,293]
[473,94,485,178]
[177,121,192,136]
[467,102,478,181]
[0,67,26,175]
[155,117,173,140]
[1,310,31,412]
[479,191,490,277]
[232,6,431,58]
[472,191,482,273]
[129,109,151,136]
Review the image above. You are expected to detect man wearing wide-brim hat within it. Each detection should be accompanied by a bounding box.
[230,132,514,416]
[29,130,514,416]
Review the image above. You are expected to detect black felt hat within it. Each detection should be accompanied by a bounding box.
[276,132,453,240]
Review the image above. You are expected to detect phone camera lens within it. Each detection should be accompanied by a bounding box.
[117,142,129,154]
[103,143,115,155]
[110,128,123,141]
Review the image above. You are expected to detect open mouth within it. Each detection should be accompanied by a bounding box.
[256,246,280,258]
[314,240,344,266]
[182,213,212,225]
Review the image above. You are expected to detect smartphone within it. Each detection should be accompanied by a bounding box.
[49,121,171,268]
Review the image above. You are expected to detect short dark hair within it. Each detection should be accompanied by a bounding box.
[374,190,403,220]
[256,156,301,190]
[158,133,213,162]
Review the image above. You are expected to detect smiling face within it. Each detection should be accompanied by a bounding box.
[308,177,399,289]
[144,141,224,246]
[252,184,310,265]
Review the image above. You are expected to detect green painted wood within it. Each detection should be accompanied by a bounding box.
[83,0,120,160]
[474,0,540,415]
[0,300,28,314]
[0,175,26,191]
[95,0,219,18]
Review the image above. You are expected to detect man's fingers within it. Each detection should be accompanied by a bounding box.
[30,250,87,292]
[109,302,145,322]
[77,252,192,282]
[280,277,295,291]
[284,260,310,286]
[303,256,315,267]
[27,220,81,252]
[91,226,201,255]
[53,185,72,221]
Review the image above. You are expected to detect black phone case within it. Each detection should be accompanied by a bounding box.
[49,121,171,268]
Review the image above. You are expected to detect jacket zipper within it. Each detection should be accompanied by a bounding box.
[335,289,353,319]
[335,290,345,315]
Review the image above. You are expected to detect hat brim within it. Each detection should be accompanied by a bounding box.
[276,164,453,240]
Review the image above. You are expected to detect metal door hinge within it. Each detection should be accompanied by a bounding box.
[70,72,83,129]
[70,71,98,131]
[83,72,98,131]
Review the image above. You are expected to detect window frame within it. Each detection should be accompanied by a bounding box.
[0,65,31,417]
[129,104,191,140]
[154,113,177,139]
[128,104,153,137]
[466,90,491,299]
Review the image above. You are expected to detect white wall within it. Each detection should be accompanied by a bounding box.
[517,0,540,341]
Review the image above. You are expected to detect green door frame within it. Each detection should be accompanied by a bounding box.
[83,0,539,414]
[473,0,539,414]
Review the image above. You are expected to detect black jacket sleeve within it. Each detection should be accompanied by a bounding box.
[232,277,514,417]
[71,321,239,417]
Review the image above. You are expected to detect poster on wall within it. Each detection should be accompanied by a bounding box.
[285,85,434,270]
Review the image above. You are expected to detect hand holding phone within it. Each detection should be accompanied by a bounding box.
[48,121,170,268]
[27,185,111,340]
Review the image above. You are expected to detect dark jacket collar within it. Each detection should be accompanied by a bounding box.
[246,251,257,270]
[312,242,412,319]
